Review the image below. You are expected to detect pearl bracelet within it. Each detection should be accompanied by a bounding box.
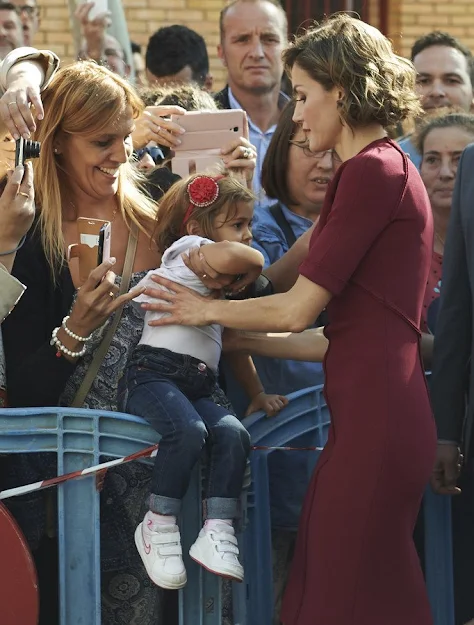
[50,326,87,359]
[61,315,93,343]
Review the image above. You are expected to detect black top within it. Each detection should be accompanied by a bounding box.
[213,86,231,110]
[3,227,77,408]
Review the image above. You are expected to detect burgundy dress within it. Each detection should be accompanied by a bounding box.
[280,139,437,625]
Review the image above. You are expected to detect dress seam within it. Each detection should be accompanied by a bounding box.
[350,305,391,622]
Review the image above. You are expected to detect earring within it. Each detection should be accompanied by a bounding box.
[53,147,59,154]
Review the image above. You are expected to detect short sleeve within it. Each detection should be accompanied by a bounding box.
[299,149,406,295]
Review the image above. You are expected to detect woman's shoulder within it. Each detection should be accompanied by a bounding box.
[343,138,409,184]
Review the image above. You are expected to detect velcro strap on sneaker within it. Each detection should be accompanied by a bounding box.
[159,544,183,556]
[151,531,181,545]
[215,532,238,546]
[216,543,239,555]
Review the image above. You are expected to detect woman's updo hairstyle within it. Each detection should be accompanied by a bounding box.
[283,13,422,129]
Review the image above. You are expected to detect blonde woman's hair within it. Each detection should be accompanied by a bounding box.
[33,61,157,275]
[283,13,422,129]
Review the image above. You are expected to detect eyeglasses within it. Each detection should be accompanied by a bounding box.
[289,140,342,162]
[16,5,40,16]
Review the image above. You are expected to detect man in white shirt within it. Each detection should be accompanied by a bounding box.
[214,0,289,211]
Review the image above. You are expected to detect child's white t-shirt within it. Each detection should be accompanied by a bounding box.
[133,235,223,372]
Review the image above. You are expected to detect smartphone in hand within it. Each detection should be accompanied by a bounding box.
[97,222,111,265]
[68,217,111,285]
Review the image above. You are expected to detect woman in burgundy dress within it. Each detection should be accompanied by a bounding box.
[139,15,437,625]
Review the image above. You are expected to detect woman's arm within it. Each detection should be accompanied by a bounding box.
[0,48,60,139]
[224,328,433,370]
[262,222,316,293]
[223,327,328,362]
[143,273,331,333]
[200,241,264,278]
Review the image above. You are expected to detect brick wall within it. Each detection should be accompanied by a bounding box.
[36,0,229,89]
[389,0,474,58]
[35,0,474,91]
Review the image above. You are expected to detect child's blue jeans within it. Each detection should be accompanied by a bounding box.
[119,345,250,520]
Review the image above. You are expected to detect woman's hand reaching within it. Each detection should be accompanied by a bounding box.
[141,274,214,327]
[67,258,145,338]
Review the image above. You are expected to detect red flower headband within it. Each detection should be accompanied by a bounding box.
[182,175,224,229]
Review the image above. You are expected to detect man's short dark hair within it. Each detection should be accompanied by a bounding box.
[411,31,474,84]
[130,41,141,55]
[0,2,19,12]
[146,25,209,86]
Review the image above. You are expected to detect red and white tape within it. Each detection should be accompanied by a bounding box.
[0,444,323,501]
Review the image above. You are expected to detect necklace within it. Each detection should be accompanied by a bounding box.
[70,200,119,222]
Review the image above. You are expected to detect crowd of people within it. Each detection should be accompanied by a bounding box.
[1,1,474,624]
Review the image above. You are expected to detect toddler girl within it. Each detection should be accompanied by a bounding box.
[121,172,287,590]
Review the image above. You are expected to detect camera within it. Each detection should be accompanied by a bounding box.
[15,137,41,167]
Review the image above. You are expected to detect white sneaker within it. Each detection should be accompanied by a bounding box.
[189,522,244,582]
[135,520,187,590]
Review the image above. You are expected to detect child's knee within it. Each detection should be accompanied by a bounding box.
[179,418,208,452]
[216,416,251,455]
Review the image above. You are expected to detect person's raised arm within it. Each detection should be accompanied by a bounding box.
[200,241,264,281]
[0,48,59,139]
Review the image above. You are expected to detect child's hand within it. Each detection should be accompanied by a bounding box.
[245,392,288,417]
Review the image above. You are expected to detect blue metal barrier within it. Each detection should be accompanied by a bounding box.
[0,388,455,625]
[239,385,455,625]
[0,408,223,625]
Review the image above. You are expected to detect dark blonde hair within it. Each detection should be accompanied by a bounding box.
[283,14,422,129]
[414,109,474,155]
[34,61,157,274]
[154,170,255,252]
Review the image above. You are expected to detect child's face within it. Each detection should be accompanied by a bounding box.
[211,201,253,246]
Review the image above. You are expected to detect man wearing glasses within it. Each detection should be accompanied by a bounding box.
[11,0,39,47]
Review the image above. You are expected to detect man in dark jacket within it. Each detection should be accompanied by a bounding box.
[430,143,474,624]
[215,0,289,211]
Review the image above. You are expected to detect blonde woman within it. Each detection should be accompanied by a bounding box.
[3,62,170,624]
[137,15,437,625]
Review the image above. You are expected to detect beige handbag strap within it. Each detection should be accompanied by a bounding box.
[71,223,139,408]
